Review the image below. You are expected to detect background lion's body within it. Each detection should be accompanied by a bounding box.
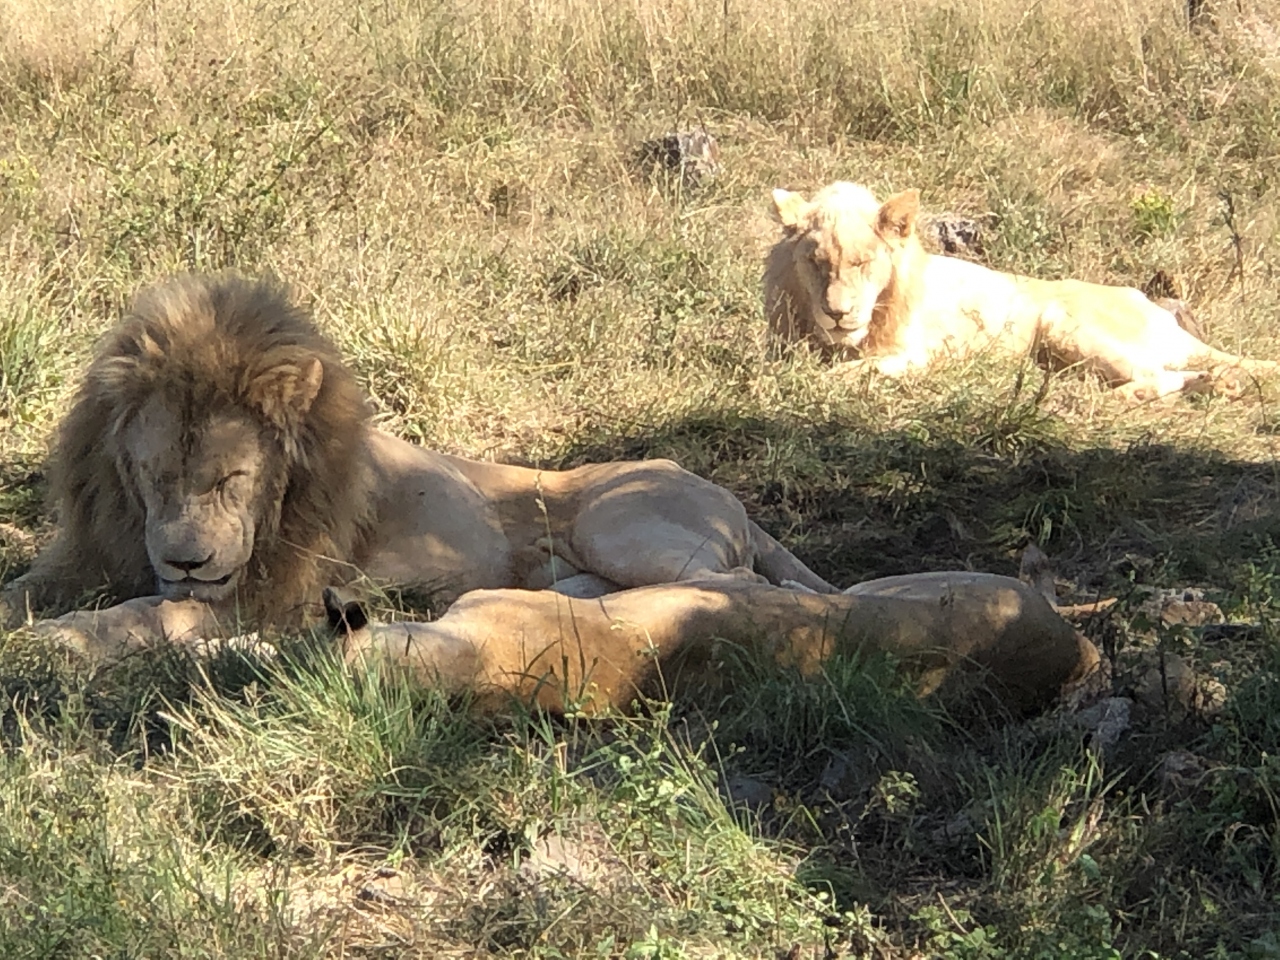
[766,181,1274,398]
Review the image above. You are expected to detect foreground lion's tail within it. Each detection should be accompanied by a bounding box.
[749,521,839,594]
[1189,341,1278,372]
[1222,354,1279,374]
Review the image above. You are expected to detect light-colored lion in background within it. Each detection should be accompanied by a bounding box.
[764,181,1275,400]
[0,273,1096,713]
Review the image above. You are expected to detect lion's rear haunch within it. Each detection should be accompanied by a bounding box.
[25,273,374,624]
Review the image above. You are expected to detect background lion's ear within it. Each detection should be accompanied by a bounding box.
[876,189,921,239]
[249,356,324,424]
[771,188,809,229]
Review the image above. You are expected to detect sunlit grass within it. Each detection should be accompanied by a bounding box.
[1,0,1280,955]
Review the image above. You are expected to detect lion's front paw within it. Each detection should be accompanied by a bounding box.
[830,354,918,379]
[32,618,100,659]
[1118,371,1206,402]
[1211,369,1251,399]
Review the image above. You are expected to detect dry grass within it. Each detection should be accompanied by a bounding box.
[3,0,1280,956]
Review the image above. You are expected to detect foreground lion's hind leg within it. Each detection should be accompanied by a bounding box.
[566,461,763,588]
[748,521,837,594]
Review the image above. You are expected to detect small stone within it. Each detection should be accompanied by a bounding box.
[721,774,773,811]
[1074,696,1133,753]
[919,212,988,257]
[356,869,407,905]
[1193,677,1228,716]
[929,810,976,846]
[1160,599,1224,627]
[1157,750,1211,794]
[818,749,875,801]
[633,128,722,190]
[1134,653,1200,718]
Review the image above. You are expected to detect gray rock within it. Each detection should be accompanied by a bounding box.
[721,773,773,811]
[1074,696,1133,753]
[633,128,722,190]
[818,748,876,801]
[919,212,987,257]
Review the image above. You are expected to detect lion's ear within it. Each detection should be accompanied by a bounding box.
[771,189,809,229]
[876,190,921,240]
[324,586,369,634]
[250,356,324,424]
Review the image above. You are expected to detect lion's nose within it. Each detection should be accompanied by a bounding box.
[167,554,214,575]
[824,306,847,321]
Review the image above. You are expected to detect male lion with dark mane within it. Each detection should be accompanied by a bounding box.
[0,273,1097,714]
[765,181,1275,400]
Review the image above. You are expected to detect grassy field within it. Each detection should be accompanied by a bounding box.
[3,0,1280,956]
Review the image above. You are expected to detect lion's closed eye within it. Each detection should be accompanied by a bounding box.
[213,470,250,496]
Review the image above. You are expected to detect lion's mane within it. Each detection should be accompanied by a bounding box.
[24,273,374,624]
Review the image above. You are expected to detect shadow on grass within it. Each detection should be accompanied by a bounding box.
[553,409,1280,606]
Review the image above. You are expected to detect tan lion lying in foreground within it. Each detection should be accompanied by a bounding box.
[1,273,1096,714]
[765,181,1275,400]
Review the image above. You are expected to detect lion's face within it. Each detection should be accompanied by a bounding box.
[119,394,282,603]
[772,184,921,346]
[24,274,374,623]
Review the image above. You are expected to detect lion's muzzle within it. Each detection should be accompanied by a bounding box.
[147,503,255,603]
[157,570,241,602]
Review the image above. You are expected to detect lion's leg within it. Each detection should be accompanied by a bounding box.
[1180,338,1275,373]
[1115,370,1211,402]
[1063,328,1213,399]
[1183,344,1277,396]
[33,597,230,663]
[572,525,765,588]
[828,352,924,379]
[1100,309,1275,395]
[565,463,759,588]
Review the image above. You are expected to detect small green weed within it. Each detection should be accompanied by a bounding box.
[1131,187,1179,242]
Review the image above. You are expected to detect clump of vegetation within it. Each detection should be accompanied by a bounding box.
[2,0,1280,955]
